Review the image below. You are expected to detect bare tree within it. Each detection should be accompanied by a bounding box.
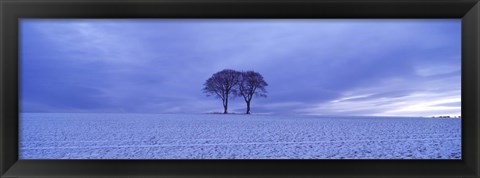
[203,69,241,114]
[236,71,268,114]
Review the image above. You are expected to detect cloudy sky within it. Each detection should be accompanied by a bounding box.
[20,19,461,117]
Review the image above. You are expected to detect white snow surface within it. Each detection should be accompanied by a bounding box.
[19,113,461,159]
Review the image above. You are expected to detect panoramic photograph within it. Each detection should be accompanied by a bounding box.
[19,19,461,159]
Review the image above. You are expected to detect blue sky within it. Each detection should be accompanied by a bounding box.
[20,19,461,117]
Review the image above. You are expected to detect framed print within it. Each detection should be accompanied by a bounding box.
[1,0,479,177]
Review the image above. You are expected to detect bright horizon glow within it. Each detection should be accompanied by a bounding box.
[20,19,461,117]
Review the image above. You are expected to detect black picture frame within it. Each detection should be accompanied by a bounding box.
[1,0,479,177]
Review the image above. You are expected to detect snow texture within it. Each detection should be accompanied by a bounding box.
[19,113,461,159]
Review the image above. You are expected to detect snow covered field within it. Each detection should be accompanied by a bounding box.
[19,113,461,159]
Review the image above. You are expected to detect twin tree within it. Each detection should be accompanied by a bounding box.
[203,69,268,114]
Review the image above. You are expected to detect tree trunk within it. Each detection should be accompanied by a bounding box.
[223,98,228,114]
[246,101,251,114]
